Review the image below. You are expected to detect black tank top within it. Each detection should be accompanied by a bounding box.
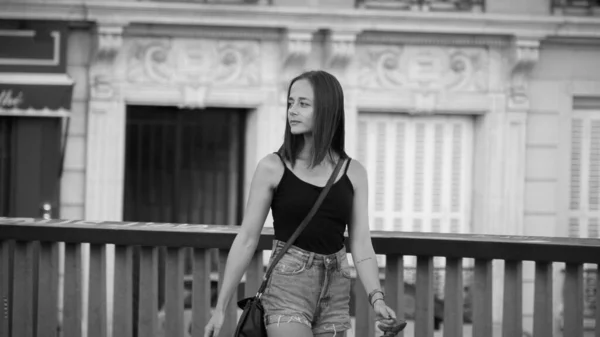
[271,153,354,255]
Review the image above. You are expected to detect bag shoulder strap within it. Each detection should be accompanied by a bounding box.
[256,157,346,296]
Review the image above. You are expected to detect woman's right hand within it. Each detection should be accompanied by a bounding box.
[204,310,225,337]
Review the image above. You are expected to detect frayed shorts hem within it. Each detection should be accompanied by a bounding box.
[312,322,352,335]
[265,314,311,328]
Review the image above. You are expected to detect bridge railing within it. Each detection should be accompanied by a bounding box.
[0,217,599,337]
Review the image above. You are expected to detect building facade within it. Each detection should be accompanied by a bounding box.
[2,0,600,334]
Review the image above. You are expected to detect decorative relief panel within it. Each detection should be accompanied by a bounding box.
[358,45,488,92]
[126,38,260,86]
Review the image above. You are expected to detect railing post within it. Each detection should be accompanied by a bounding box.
[88,244,107,337]
[564,263,584,337]
[63,243,82,337]
[36,242,59,337]
[595,263,599,337]
[472,259,492,337]
[11,241,36,337]
[192,249,211,337]
[443,257,463,337]
[502,260,522,337]
[415,255,433,337]
[533,261,553,337]
[385,254,405,337]
[0,241,12,337]
[138,246,158,337]
[113,245,134,337]
[164,247,185,337]
[218,250,238,337]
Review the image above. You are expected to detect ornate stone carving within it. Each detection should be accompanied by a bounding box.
[180,85,208,109]
[279,29,314,103]
[324,31,357,75]
[282,29,313,76]
[96,25,123,63]
[90,24,125,101]
[413,91,438,113]
[508,38,540,110]
[126,38,260,86]
[358,45,488,92]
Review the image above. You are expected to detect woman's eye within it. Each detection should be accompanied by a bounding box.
[300,102,309,107]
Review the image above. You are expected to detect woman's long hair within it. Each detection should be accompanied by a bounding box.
[278,70,347,168]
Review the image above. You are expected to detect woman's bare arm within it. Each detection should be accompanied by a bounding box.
[214,153,283,313]
[347,160,382,300]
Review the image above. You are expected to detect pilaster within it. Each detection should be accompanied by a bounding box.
[323,29,359,156]
[280,28,314,103]
[85,23,126,222]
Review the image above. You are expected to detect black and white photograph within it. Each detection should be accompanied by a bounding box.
[1,0,600,336]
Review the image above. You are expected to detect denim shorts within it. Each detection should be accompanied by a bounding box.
[261,240,352,335]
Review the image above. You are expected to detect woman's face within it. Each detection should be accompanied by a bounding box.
[287,79,314,135]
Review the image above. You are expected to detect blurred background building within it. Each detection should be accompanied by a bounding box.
[1,0,599,335]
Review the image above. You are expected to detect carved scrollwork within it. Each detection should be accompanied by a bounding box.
[508,38,540,110]
[126,38,260,86]
[358,45,488,92]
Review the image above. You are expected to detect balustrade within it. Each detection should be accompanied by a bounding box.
[0,218,599,337]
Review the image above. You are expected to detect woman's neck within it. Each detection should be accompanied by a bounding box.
[297,133,338,167]
[298,133,314,160]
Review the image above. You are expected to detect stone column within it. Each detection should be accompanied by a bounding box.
[323,30,359,156]
[85,23,127,222]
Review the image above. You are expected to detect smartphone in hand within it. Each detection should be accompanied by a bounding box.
[377,318,407,337]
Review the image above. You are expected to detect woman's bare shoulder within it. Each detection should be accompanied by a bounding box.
[345,158,368,191]
[255,153,285,188]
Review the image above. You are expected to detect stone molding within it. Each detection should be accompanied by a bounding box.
[508,37,540,110]
[282,29,313,76]
[357,32,510,47]
[324,30,358,76]
[90,23,125,101]
[95,24,124,64]
[5,2,600,40]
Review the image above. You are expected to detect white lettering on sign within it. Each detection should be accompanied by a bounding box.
[0,90,24,108]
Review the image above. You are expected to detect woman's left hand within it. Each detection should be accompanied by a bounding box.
[373,301,406,336]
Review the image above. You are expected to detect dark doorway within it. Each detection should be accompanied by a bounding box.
[123,105,246,225]
[123,106,247,335]
[0,116,62,218]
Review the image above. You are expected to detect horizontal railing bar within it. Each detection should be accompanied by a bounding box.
[2,219,600,264]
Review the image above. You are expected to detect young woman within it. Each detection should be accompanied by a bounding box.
[204,70,403,337]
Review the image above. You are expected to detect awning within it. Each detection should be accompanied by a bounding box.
[0,73,74,117]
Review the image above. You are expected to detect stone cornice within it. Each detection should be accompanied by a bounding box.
[2,1,600,41]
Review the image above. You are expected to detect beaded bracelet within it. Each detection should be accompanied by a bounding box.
[368,289,385,306]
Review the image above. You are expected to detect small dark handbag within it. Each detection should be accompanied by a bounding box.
[233,158,346,337]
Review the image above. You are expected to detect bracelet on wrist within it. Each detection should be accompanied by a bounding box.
[371,297,384,308]
[368,289,385,306]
